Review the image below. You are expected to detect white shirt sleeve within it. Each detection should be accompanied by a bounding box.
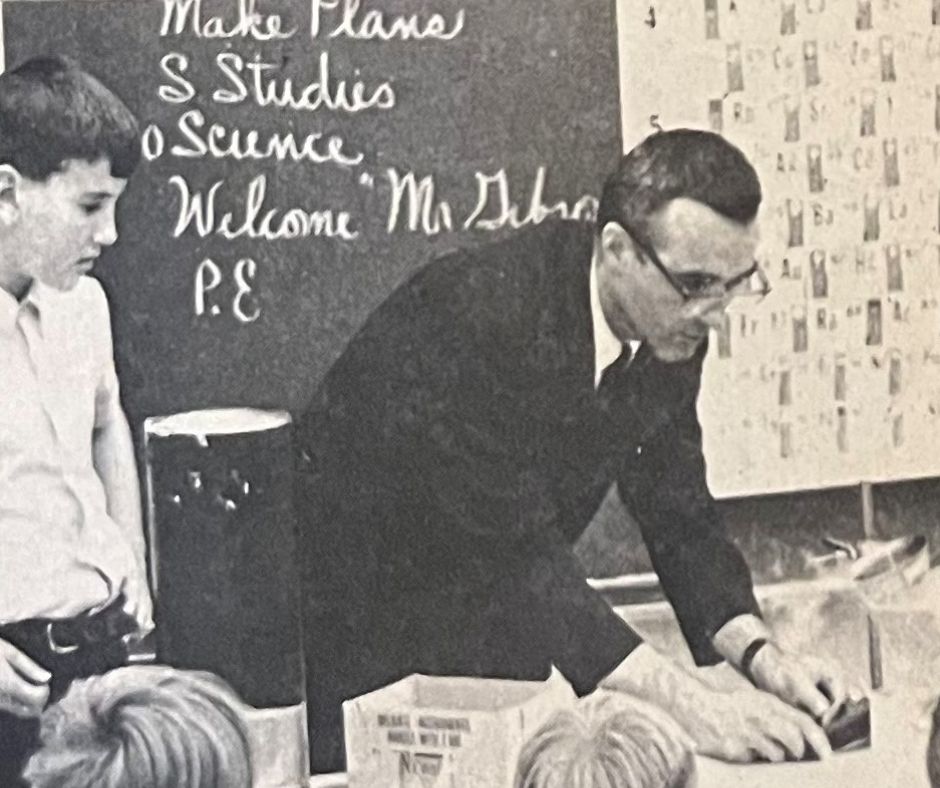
[89,281,122,430]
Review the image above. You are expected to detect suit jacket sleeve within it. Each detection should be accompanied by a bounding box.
[616,356,762,665]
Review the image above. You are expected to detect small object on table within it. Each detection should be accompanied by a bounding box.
[824,696,871,753]
[794,696,871,761]
[800,696,871,760]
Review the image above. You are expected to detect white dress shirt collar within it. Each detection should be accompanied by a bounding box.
[0,279,47,333]
[589,249,641,387]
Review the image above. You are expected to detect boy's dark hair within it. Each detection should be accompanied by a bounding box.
[0,55,140,181]
[597,128,762,245]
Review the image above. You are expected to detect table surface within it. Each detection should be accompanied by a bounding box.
[308,691,933,788]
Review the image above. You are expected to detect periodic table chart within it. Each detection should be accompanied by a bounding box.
[616,0,940,497]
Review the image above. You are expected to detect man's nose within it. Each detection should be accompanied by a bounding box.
[693,298,730,331]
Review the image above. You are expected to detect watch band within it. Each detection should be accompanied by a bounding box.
[740,637,769,682]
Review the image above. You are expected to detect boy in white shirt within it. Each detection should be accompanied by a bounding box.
[0,55,152,785]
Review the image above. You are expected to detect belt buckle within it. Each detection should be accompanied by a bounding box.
[45,622,80,655]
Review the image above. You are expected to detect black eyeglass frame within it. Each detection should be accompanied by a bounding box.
[617,221,771,303]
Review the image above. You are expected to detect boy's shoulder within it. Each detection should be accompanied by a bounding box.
[36,275,110,316]
[68,274,108,306]
[31,277,113,353]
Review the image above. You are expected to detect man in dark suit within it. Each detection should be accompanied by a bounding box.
[296,129,852,773]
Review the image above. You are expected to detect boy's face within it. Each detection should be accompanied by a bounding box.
[14,158,127,291]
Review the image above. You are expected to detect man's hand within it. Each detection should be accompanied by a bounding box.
[748,641,865,727]
[679,685,831,762]
[0,639,50,718]
[601,643,831,763]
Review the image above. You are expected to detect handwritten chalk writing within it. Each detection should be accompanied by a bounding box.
[386,169,453,234]
[213,52,395,114]
[141,124,166,161]
[159,53,197,104]
[233,258,261,322]
[195,258,222,316]
[169,109,363,167]
[194,257,261,322]
[169,174,359,241]
[310,0,465,41]
[160,0,296,41]
[464,166,596,231]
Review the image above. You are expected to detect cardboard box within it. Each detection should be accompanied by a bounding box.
[343,671,575,788]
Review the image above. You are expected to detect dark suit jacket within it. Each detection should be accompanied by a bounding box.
[295,219,759,771]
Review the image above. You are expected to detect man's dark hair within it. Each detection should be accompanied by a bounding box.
[596,128,762,245]
[0,55,140,181]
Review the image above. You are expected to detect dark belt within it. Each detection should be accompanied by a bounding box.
[0,595,137,662]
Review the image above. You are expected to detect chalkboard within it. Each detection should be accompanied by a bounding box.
[3,0,622,425]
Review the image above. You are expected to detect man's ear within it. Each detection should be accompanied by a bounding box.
[0,165,22,226]
[600,221,632,264]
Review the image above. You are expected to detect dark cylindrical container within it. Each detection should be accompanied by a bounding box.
[144,408,308,785]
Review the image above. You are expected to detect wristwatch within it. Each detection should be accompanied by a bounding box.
[740,636,770,682]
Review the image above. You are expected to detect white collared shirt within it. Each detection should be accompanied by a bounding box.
[0,277,136,623]
[589,253,641,387]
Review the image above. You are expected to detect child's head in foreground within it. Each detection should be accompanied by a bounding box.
[24,665,252,788]
[515,690,696,788]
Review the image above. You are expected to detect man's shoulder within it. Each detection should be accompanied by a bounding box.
[331,221,593,377]
[435,218,592,268]
[408,219,593,305]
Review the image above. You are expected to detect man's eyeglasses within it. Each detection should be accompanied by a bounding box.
[619,223,771,303]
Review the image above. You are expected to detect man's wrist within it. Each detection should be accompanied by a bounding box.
[712,613,772,670]
[745,638,785,686]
